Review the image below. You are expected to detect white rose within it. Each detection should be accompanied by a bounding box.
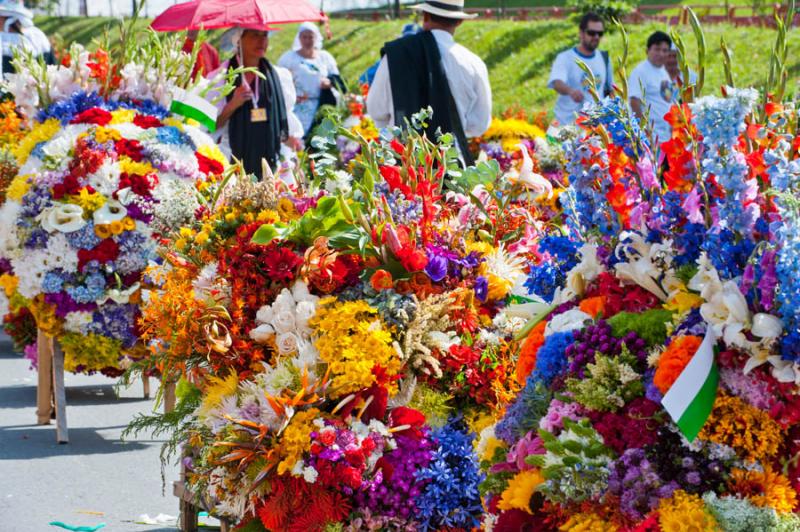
[255,305,274,325]
[291,280,315,303]
[272,310,296,334]
[249,323,275,343]
[272,289,295,314]
[276,332,299,355]
[294,300,317,331]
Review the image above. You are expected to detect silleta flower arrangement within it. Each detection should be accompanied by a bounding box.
[0,30,229,375]
[479,84,800,530]
[126,110,566,530]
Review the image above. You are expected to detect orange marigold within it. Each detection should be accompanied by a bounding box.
[699,394,784,463]
[729,466,798,514]
[653,335,703,394]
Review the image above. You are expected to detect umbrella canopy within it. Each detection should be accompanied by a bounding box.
[151,0,325,31]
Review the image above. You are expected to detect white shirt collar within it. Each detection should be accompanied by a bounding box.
[430,29,455,45]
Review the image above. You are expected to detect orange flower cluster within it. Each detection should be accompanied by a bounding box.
[699,394,784,463]
[516,321,547,385]
[653,335,703,394]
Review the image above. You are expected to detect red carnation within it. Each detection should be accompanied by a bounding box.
[133,114,163,129]
[71,107,112,126]
[77,239,120,270]
[115,138,144,161]
[118,172,158,196]
[196,151,224,175]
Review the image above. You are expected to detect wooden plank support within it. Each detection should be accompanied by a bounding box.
[142,375,151,399]
[36,329,54,425]
[52,340,69,443]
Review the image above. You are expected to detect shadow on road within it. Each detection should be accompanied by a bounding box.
[0,383,150,407]
[0,424,155,459]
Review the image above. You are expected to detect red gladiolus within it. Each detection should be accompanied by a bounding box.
[379,165,412,197]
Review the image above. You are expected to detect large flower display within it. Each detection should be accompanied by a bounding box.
[480,91,800,530]
[128,113,565,529]
[0,37,229,375]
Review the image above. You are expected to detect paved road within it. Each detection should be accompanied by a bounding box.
[0,335,183,532]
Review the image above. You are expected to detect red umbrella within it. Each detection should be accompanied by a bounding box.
[151,0,325,32]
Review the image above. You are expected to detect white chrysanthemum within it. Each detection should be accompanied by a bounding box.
[544,308,592,337]
[44,233,79,272]
[0,201,22,259]
[12,249,50,299]
[86,159,121,197]
[484,244,526,285]
[0,290,9,319]
[63,311,93,333]
[111,122,145,141]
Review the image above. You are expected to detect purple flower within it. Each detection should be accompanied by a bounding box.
[425,253,448,282]
[473,276,488,302]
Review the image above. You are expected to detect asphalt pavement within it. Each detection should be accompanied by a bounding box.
[0,333,184,532]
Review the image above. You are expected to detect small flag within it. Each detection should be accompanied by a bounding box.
[169,88,217,132]
[661,328,719,442]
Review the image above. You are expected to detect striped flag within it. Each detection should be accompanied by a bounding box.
[169,88,217,133]
[661,328,719,442]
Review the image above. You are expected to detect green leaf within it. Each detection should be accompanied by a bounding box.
[251,224,279,245]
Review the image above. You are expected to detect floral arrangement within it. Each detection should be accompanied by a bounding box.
[126,109,567,530]
[479,86,800,530]
[471,112,547,173]
[0,30,230,374]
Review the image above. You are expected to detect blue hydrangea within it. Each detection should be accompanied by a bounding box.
[155,126,192,146]
[41,270,66,293]
[414,418,484,531]
[88,303,139,347]
[66,271,107,303]
[66,222,102,250]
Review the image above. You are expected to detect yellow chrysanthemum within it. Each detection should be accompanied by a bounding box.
[60,332,124,373]
[664,285,703,313]
[119,156,154,176]
[277,408,320,475]
[277,197,299,221]
[658,490,718,532]
[162,117,185,130]
[110,109,136,124]
[199,372,239,417]
[6,174,31,202]
[483,117,546,142]
[558,512,617,532]
[94,126,121,143]
[730,467,798,513]
[497,470,544,514]
[14,118,61,165]
[465,240,493,256]
[196,143,228,168]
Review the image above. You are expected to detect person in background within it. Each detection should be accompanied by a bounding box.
[367,0,491,165]
[547,11,612,126]
[278,22,343,138]
[0,0,37,76]
[628,31,674,145]
[183,29,220,78]
[359,23,421,87]
[664,44,697,93]
[210,27,303,179]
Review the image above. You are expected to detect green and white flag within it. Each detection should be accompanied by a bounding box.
[170,88,217,133]
[661,328,719,442]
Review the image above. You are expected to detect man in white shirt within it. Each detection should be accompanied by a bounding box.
[548,12,613,126]
[366,0,492,163]
[629,31,675,145]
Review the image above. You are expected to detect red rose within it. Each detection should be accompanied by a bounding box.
[71,107,112,126]
[196,151,224,175]
[133,114,163,129]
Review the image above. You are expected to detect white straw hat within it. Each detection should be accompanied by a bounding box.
[411,0,477,20]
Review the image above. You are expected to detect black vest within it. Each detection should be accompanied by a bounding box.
[382,31,473,164]
[225,56,288,180]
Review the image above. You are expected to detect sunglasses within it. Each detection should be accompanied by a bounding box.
[585,30,604,37]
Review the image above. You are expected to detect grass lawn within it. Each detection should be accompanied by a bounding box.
[33,16,798,117]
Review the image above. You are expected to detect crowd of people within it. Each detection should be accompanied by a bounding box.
[0,0,696,178]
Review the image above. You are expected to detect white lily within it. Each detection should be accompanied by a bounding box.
[614,232,675,301]
[565,243,605,298]
[507,143,553,199]
[699,280,751,350]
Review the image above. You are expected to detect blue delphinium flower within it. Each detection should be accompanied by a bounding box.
[37,91,106,124]
[495,375,552,444]
[121,99,170,119]
[414,418,484,531]
[701,228,754,280]
[531,330,574,384]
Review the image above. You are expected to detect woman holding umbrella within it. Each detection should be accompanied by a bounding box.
[212,27,303,180]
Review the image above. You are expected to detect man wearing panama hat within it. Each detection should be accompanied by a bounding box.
[367,0,492,164]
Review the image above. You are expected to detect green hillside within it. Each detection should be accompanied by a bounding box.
[33,16,799,116]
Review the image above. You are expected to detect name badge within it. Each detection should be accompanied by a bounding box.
[251,108,267,123]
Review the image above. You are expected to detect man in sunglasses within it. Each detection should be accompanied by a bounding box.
[548,12,613,126]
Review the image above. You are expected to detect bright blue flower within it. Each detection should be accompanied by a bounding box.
[531,330,574,385]
[414,418,484,530]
